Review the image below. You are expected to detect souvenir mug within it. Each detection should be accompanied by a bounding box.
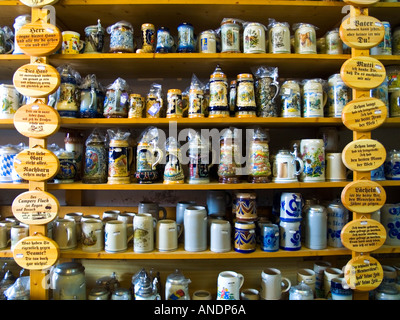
[107,21,134,53]
[155,27,174,53]
[177,22,195,53]
[103,84,129,118]
[327,73,350,118]
[260,268,291,300]
[0,85,20,119]
[166,89,187,118]
[136,141,163,184]
[188,132,213,184]
[138,201,167,221]
[280,80,301,117]
[217,271,244,300]
[133,213,156,253]
[280,192,302,221]
[128,94,144,118]
[234,221,256,253]
[139,23,155,53]
[371,21,392,55]
[208,65,229,118]
[62,31,84,54]
[325,29,343,55]
[294,23,317,54]
[107,130,131,184]
[10,225,28,251]
[255,75,280,117]
[80,86,99,118]
[300,139,325,182]
[330,277,352,300]
[243,22,266,53]
[385,149,400,180]
[381,204,400,246]
[155,219,182,251]
[83,20,105,53]
[220,19,241,53]
[81,219,104,252]
[236,73,257,117]
[104,220,131,253]
[83,129,108,184]
[269,21,291,54]
[248,127,271,183]
[55,66,80,118]
[259,222,279,252]
[53,218,77,250]
[210,220,231,253]
[199,30,216,53]
[273,149,304,182]
[188,86,205,118]
[302,79,327,117]
[184,206,208,252]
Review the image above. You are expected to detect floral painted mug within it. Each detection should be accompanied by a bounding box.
[300,139,325,182]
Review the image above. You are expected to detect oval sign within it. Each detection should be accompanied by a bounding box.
[13,235,59,270]
[342,139,386,172]
[341,218,386,252]
[14,100,60,138]
[344,255,383,291]
[341,179,386,213]
[12,190,59,225]
[340,56,386,90]
[342,97,387,132]
[13,147,59,182]
[343,0,379,6]
[13,63,61,98]
[340,15,384,50]
[16,21,62,56]
[19,0,59,7]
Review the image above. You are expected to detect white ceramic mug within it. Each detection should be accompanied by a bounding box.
[210,220,231,253]
[326,153,346,181]
[297,268,316,294]
[156,219,182,251]
[64,212,83,242]
[133,213,156,253]
[105,220,131,253]
[53,218,77,250]
[118,212,135,242]
[10,225,28,251]
[0,224,9,249]
[324,267,343,297]
[81,219,104,252]
[217,271,244,300]
[280,192,302,221]
[313,260,332,298]
[102,210,120,222]
[260,268,291,300]
[184,206,208,252]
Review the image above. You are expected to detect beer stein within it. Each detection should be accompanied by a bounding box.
[293,23,317,54]
[253,66,280,117]
[107,129,131,184]
[327,73,350,118]
[135,127,163,184]
[166,89,188,118]
[268,20,291,54]
[280,80,301,117]
[208,65,229,118]
[165,269,191,300]
[236,73,257,117]
[55,65,80,118]
[188,130,213,184]
[177,22,195,53]
[221,18,241,53]
[300,139,325,182]
[0,84,19,119]
[128,93,144,118]
[163,137,184,184]
[13,14,30,55]
[107,21,134,53]
[273,146,304,183]
[243,22,266,53]
[83,129,108,184]
[79,74,102,118]
[217,128,241,183]
[155,27,174,53]
[0,26,14,54]
[248,127,271,183]
[217,271,244,300]
[103,78,129,118]
[137,23,155,53]
[302,79,327,118]
[83,19,105,53]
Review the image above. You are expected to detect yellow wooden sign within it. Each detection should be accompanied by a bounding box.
[340,56,386,90]
[342,139,386,172]
[13,100,60,138]
[343,0,379,7]
[341,218,386,252]
[342,97,387,132]
[19,0,59,7]
[12,190,59,225]
[13,63,60,98]
[340,15,384,50]
[13,235,59,270]
[16,20,62,56]
[344,256,383,291]
[341,179,386,213]
[13,147,59,182]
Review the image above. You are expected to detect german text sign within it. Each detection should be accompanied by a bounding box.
[342,97,387,132]
[13,63,60,98]
[340,56,386,90]
[341,179,386,213]
[344,256,383,291]
[14,100,60,138]
[12,190,59,225]
[13,147,59,182]
[13,235,59,270]
[340,15,384,50]
[342,139,386,172]
[341,218,386,252]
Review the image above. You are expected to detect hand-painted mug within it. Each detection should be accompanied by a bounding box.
[217,271,244,300]
[81,219,104,252]
[62,31,84,54]
[280,192,302,221]
[300,139,325,182]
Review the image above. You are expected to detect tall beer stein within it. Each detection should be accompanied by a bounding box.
[107,129,131,184]
[163,137,184,184]
[253,66,280,117]
[247,127,271,183]
[188,130,213,184]
[218,128,241,184]
[300,139,325,182]
[236,73,257,117]
[302,79,327,118]
[208,65,229,118]
[280,80,301,117]
[55,65,80,118]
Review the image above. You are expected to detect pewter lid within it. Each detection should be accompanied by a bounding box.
[89,286,109,297]
[54,262,85,276]
[308,204,326,213]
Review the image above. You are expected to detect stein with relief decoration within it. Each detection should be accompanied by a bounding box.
[236,73,257,118]
[218,128,241,184]
[248,127,271,183]
[208,65,229,118]
[107,129,131,184]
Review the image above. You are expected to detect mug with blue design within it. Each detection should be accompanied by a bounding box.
[371,164,385,181]
[280,192,302,221]
[177,23,195,53]
[235,192,257,221]
[155,27,174,53]
[260,223,279,252]
[234,221,256,253]
[0,145,18,182]
[330,278,352,300]
[279,220,301,251]
[385,149,400,180]
[381,203,400,246]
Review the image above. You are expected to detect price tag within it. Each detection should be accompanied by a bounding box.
[342,97,387,132]
[341,179,386,213]
[344,256,383,291]
[19,0,59,7]
[13,235,59,270]
[13,147,59,182]
[340,56,386,90]
[13,100,60,138]
[340,15,384,49]
[16,20,61,56]
[343,0,379,6]
[13,63,60,98]
[341,218,386,252]
[12,190,59,225]
[342,139,386,171]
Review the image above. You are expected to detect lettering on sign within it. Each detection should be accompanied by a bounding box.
[13,147,59,182]
[341,179,386,213]
[342,139,386,172]
[341,218,386,252]
[344,256,383,291]
[342,97,387,132]
[13,63,60,98]
[340,15,384,49]
[13,100,60,138]
[13,235,59,270]
[16,21,61,56]
[340,56,386,90]
[12,190,59,225]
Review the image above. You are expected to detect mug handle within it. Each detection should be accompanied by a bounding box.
[176,224,183,238]
[159,207,167,220]
[237,273,245,289]
[293,156,304,176]
[153,147,164,169]
[281,277,291,293]
[271,81,280,101]
[66,226,73,246]
[5,40,13,54]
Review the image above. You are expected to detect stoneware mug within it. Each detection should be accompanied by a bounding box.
[260,268,291,300]
[217,271,244,300]
[53,218,77,250]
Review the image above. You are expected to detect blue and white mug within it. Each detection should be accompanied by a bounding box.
[381,203,400,246]
[260,223,279,252]
[280,192,302,221]
[330,277,352,300]
[279,220,301,251]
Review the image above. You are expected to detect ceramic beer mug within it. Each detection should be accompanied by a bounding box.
[260,268,291,300]
[138,201,167,221]
[217,271,244,300]
[0,84,20,119]
[184,206,208,252]
[53,218,78,250]
[326,153,346,181]
[81,219,104,252]
[155,219,182,251]
[300,139,325,182]
[104,220,132,253]
[133,213,156,253]
[10,225,28,251]
[302,79,327,118]
[273,148,304,183]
